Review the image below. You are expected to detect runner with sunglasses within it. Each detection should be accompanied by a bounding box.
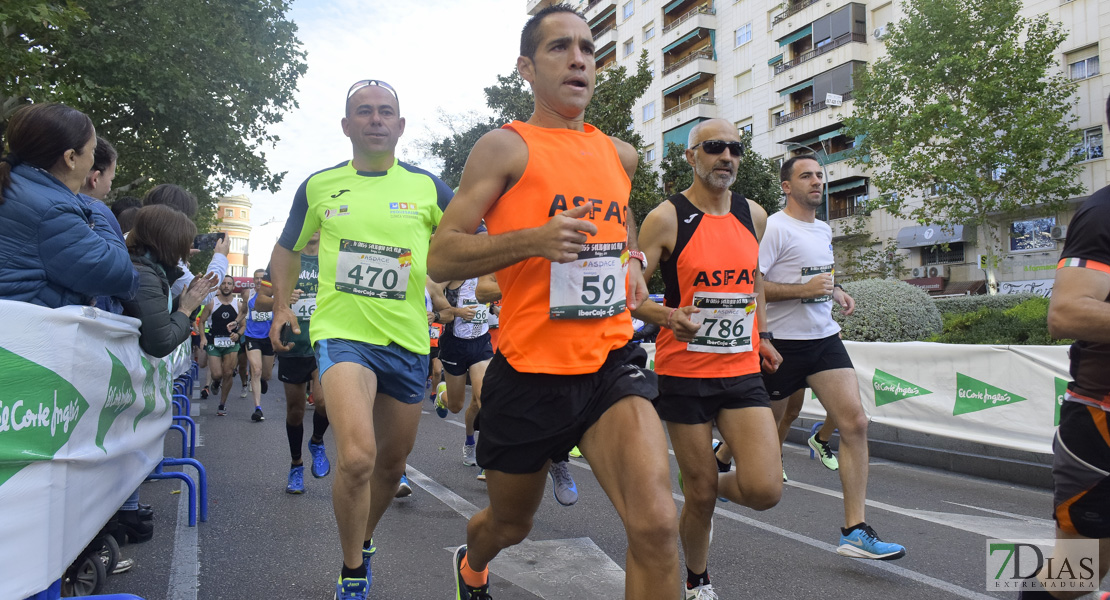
[269,79,453,600]
[632,118,782,599]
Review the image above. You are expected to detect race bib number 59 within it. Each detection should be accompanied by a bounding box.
[550,242,627,319]
[335,239,411,300]
[687,292,757,354]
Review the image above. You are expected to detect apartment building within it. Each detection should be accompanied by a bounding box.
[215,194,252,278]
[525,0,1108,296]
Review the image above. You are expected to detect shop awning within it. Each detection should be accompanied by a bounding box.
[778,25,812,46]
[896,224,967,248]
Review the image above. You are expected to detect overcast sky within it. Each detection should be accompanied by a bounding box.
[234,0,530,270]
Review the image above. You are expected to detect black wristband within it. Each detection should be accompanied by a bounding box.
[433,311,441,323]
[833,283,844,290]
[759,332,774,340]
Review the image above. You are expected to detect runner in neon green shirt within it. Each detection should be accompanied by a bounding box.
[268,80,451,600]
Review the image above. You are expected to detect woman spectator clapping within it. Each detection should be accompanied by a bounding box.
[0,103,136,308]
[120,205,217,357]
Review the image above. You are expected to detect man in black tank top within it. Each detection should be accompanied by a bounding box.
[204,276,246,415]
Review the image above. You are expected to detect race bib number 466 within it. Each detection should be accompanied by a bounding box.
[550,242,627,319]
[687,292,756,353]
[335,239,411,300]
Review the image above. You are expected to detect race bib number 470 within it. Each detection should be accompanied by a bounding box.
[687,292,757,353]
[335,239,411,300]
[549,242,627,319]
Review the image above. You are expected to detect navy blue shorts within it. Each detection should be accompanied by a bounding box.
[439,332,494,376]
[314,338,428,404]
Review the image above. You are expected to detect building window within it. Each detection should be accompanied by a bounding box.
[645,145,656,162]
[734,70,752,94]
[922,243,965,265]
[1074,126,1104,161]
[648,61,655,77]
[1010,217,1056,253]
[773,156,784,170]
[622,0,634,19]
[623,39,634,57]
[230,237,249,254]
[643,101,655,122]
[643,24,654,42]
[735,23,753,47]
[736,120,753,136]
[1067,46,1099,81]
[224,208,234,218]
[240,209,247,219]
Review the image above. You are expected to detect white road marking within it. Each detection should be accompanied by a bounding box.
[167,481,199,600]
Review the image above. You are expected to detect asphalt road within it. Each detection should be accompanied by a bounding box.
[98,370,1063,600]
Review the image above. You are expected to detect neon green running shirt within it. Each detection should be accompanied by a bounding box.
[277,160,452,354]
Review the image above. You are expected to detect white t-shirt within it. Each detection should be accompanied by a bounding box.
[759,211,841,340]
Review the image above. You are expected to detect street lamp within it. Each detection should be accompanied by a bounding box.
[780,140,830,220]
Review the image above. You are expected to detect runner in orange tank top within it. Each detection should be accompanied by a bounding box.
[632,118,783,599]
[427,6,678,600]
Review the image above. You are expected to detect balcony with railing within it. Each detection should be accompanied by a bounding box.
[663,4,716,34]
[663,95,715,120]
[584,0,614,23]
[663,47,714,76]
[772,0,820,26]
[775,91,853,127]
[827,202,867,220]
[775,32,866,75]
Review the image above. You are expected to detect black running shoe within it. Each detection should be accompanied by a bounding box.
[251,407,264,422]
[200,386,209,400]
[454,545,492,600]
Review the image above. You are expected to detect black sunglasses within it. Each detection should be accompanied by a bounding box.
[346,79,399,104]
[691,140,744,157]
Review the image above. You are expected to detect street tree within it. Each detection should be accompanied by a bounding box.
[2,0,307,225]
[842,0,1084,293]
[659,131,782,215]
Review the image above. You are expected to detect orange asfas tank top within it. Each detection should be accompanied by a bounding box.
[483,120,633,375]
[655,192,762,378]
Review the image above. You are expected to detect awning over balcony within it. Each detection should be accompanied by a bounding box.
[828,178,867,194]
[663,0,687,14]
[663,74,701,96]
[818,129,843,141]
[778,25,812,46]
[779,80,813,96]
[589,7,615,27]
[663,28,705,54]
[896,224,968,248]
[596,45,615,61]
[768,54,783,65]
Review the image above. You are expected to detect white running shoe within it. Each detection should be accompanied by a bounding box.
[548,460,578,506]
[685,583,718,599]
[463,442,477,466]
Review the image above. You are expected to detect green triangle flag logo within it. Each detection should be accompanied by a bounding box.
[872,369,933,406]
[0,347,90,487]
[96,350,137,452]
[1055,377,1068,427]
[134,356,157,431]
[953,372,1027,416]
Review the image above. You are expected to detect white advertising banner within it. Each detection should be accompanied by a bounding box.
[642,341,1068,455]
[0,300,186,599]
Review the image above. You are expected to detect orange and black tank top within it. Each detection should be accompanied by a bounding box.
[483,120,633,375]
[655,192,762,378]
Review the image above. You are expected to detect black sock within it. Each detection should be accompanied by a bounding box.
[340,563,367,580]
[686,567,709,589]
[842,522,866,536]
[287,423,303,463]
[312,409,330,441]
[1017,590,1057,599]
[363,539,374,550]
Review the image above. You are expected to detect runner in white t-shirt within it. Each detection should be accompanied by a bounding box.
[725,155,905,561]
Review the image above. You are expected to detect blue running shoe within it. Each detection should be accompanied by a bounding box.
[837,524,906,560]
[454,545,492,600]
[335,576,368,600]
[362,539,376,572]
[286,465,304,494]
[395,474,412,498]
[309,440,330,478]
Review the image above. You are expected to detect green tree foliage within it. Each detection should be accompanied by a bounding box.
[423,53,662,222]
[659,131,782,215]
[2,0,307,228]
[929,296,1068,345]
[834,216,906,282]
[843,0,1083,293]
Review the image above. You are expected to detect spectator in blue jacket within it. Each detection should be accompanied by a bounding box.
[0,103,135,308]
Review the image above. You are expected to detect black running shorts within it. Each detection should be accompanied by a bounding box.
[761,333,854,401]
[1052,401,1110,538]
[439,332,494,377]
[278,355,317,385]
[245,336,275,356]
[476,343,658,474]
[656,373,770,424]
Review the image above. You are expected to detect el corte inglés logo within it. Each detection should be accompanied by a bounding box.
[872,369,932,407]
[953,372,1027,416]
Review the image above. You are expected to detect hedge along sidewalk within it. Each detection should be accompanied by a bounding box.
[832,279,943,342]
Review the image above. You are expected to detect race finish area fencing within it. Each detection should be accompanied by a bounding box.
[0,300,192,600]
[643,341,1069,455]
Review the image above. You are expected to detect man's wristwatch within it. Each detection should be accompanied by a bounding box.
[433,311,441,323]
[833,283,844,290]
[628,249,647,272]
[759,332,774,340]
